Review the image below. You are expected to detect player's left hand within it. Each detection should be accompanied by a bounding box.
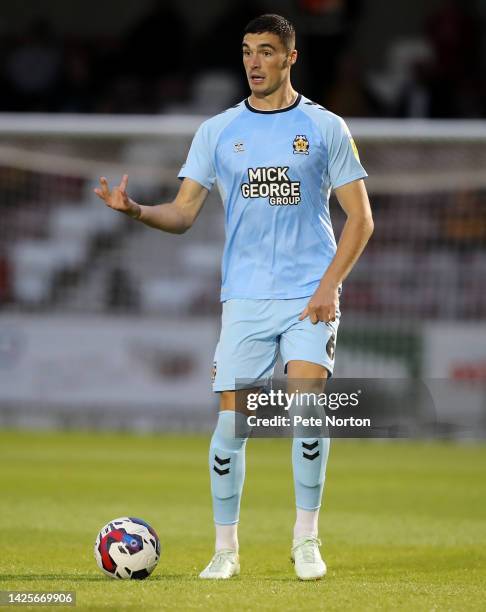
[299,282,339,325]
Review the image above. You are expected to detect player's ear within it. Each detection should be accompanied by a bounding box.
[288,49,298,66]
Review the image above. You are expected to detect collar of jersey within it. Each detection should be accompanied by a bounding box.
[244,93,302,114]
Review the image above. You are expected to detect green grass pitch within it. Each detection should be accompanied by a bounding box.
[1,431,485,611]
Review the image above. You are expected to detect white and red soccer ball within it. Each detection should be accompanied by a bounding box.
[94,517,160,580]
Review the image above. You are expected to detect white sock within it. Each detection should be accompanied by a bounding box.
[215,523,238,552]
[293,508,319,540]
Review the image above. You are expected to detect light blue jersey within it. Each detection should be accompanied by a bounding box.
[178,94,367,301]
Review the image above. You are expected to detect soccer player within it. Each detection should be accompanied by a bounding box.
[95,14,373,581]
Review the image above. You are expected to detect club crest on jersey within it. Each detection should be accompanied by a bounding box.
[233,142,245,153]
[293,135,309,155]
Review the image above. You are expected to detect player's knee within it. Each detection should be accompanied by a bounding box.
[211,410,250,450]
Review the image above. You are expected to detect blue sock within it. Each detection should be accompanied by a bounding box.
[209,411,249,525]
[292,437,330,510]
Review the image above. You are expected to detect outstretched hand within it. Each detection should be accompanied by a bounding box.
[94,174,140,219]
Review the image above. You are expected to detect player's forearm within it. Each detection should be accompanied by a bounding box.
[129,200,189,234]
[320,213,374,287]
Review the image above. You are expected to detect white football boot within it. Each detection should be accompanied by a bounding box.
[291,536,327,580]
[199,549,240,579]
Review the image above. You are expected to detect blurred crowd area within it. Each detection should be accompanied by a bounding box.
[0,0,485,321]
[0,0,485,118]
[0,138,485,321]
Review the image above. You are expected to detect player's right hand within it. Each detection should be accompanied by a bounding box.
[94,174,141,219]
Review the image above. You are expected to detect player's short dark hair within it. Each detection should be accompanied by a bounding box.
[243,14,296,52]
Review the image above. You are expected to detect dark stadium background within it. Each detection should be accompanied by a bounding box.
[1,0,484,117]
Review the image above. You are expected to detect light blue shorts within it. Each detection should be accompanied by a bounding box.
[212,296,341,392]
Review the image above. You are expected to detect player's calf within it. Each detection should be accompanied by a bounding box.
[292,437,329,512]
[209,410,250,527]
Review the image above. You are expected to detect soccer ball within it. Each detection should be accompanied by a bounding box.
[94,517,160,580]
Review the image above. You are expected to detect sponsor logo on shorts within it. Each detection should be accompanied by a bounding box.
[326,334,336,360]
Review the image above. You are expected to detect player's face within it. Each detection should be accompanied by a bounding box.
[242,32,296,96]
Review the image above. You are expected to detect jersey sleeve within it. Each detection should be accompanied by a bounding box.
[325,114,368,189]
[177,121,216,190]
